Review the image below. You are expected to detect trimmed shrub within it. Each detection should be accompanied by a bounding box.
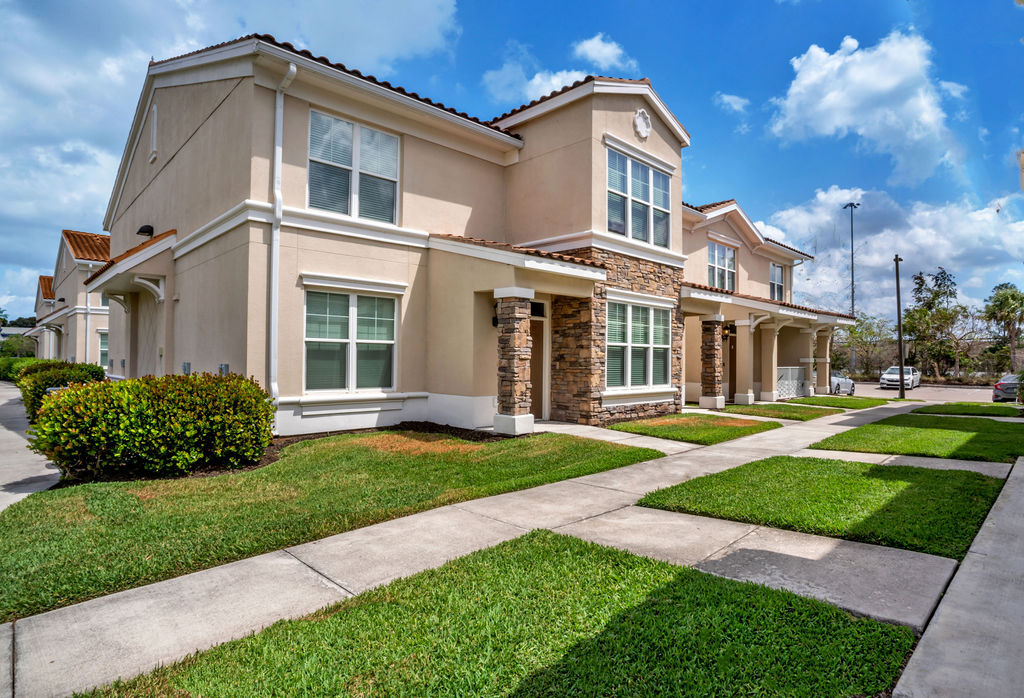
[0,357,44,381]
[29,373,274,480]
[19,364,106,421]
[15,359,71,381]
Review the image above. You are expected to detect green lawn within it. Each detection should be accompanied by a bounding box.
[722,404,844,421]
[608,413,781,444]
[788,396,889,409]
[95,532,913,698]
[913,402,1023,417]
[639,456,1002,559]
[811,414,1024,463]
[0,431,661,622]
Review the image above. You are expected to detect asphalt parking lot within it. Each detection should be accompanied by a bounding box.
[853,382,996,402]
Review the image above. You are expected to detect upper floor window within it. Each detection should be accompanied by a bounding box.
[100,292,109,307]
[305,290,396,392]
[607,302,671,389]
[707,242,736,291]
[607,149,670,248]
[770,263,785,301]
[308,111,399,224]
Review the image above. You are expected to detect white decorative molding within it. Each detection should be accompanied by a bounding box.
[699,314,725,322]
[605,287,676,309]
[133,275,165,303]
[680,286,733,304]
[87,234,176,292]
[493,287,535,300]
[300,273,408,296]
[601,387,678,407]
[602,134,676,173]
[633,108,652,140]
[707,230,742,247]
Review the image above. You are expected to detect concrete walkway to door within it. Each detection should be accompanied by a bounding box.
[0,382,59,513]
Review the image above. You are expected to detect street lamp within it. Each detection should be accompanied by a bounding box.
[843,202,860,372]
[894,254,906,400]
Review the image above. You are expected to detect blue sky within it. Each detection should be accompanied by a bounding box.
[0,0,1022,320]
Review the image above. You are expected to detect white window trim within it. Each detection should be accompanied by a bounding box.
[303,289,399,395]
[97,330,109,369]
[602,133,677,173]
[606,147,671,249]
[300,273,407,296]
[307,109,402,225]
[707,241,737,292]
[606,301,672,391]
[770,263,785,302]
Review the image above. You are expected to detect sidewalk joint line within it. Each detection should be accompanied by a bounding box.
[448,504,531,532]
[281,549,356,598]
[550,503,634,531]
[698,526,761,564]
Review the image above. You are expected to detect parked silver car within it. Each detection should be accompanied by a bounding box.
[879,366,921,390]
[830,371,855,395]
[992,374,1020,402]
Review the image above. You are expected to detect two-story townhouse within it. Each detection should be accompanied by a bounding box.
[87,34,851,436]
[28,230,111,365]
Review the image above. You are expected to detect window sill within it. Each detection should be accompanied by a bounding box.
[279,390,427,406]
[600,386,678,406]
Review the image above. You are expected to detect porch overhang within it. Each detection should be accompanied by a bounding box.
[678,285,854,327]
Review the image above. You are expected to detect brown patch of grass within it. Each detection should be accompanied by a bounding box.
[48,495,96,525]
[641,414,762,428]
[349,432,484,456]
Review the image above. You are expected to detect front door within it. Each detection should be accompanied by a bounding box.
[530,318,544,420]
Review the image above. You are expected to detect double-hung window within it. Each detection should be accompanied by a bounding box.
[606,302,671,388]
[770,263,785,301]
[308,111,399,224]
[305,290,396,391]
[98,332,108,368]
[707,242,736,291]
[607,150,671,248]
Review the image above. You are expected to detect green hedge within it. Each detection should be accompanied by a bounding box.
[15,359,70,381]
[29,373,274,480]
[0,357,44,381]
[19,364,107,421]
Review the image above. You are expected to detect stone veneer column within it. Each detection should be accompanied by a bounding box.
[494,289,534,435]
[760,324,779,402]
[699,315,725,409]
[732,320,755,405]
[800,328,817,396]
[815,331,832,393]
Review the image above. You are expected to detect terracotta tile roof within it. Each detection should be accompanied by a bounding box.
[86,229,177,284]
[61,230,110,262]
[430,234,606,269]
[38,276,54,300]
[489,75,652,123]
[763,236,813,259]
[151,35,519,140]
[682,199,737,214]
[681,280,855,320]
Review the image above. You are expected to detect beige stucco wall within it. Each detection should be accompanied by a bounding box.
[42,245,110,366]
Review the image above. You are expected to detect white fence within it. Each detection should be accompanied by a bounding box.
[777,366,805,400]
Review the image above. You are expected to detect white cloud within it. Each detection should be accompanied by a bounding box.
[769,32,960,185]
[714,92,750,114]
[0,266,48,319]
[767,185,1024,318]
[483,41,585,103]
[572,33,638,73]
[978,127,989,144]
[939,80,968,99]
[525,70,588,101]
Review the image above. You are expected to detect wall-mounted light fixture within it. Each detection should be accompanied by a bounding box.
[57,297,65,302]
[136,224,154,237]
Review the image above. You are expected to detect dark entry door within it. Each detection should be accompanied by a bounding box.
[530,319,544,419]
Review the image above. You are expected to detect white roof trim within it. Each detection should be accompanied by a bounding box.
[300,273,408,296]
[86,234,176,292]
[520,230,688,269]
[602,133,676,173]
[606,286,677,309]
[691,200,811,261]
[428,237,606,282]
[679,286,850,325]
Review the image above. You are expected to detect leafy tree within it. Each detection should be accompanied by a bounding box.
[903,267,966,377]
[0,307,6,328]
[983,282,1024,372]
[7,316,35,327]
[0,334,36,357]
[832,314,895,376]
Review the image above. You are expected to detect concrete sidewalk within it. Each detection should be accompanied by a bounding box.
[0,382,59,513]
[894,457,1024,698]
[5,400,937,696]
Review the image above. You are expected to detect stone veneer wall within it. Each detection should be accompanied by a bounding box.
[700,319,724,397]
[549,248,685,425]
[495,297,532,416]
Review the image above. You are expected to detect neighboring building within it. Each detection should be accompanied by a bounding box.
[29,231,110,365]
[87,34,852,435]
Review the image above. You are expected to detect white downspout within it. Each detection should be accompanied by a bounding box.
[84,265,93,364]
[269,62,297,402]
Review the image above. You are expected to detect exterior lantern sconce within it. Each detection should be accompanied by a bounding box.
[492,302,499,328]
[136,225,154,237]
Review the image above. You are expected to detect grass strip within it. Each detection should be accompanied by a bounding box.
[0,431,660,622]
[912,402,1023,417]
[640,456,1001,559]
[94,531,913,698]
[788,396,889,409]
[811,414,1024,463]
[722,404,843,421]
[608,413,781,444]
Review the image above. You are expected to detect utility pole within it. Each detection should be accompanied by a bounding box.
[895,254,906,400]
[842,202,860,372]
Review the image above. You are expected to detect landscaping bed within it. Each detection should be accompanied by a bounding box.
[608,413,781,444]
[722,404,843,421]
[639,456,1002,559]
[810,414,1024,463]
[97,531,913,697]
[787,396,889,409]
[0,431,660,621]
[912,402,1023,418]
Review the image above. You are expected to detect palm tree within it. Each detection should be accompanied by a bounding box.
[984,283,1024,372]
[0,307,7,328]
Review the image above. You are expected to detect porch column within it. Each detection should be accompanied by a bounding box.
[760,324,778,402]
[494,288,534,435]
[699,315,725,409]
[800,328,816,396]
[815,331,832,393]
[733,319,755,404]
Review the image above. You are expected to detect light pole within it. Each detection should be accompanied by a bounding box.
[843,202,860,372]
[894,254,906,400]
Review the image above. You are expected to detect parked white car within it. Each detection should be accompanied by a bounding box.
[830,371,855,395]
[879,366,921,390]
